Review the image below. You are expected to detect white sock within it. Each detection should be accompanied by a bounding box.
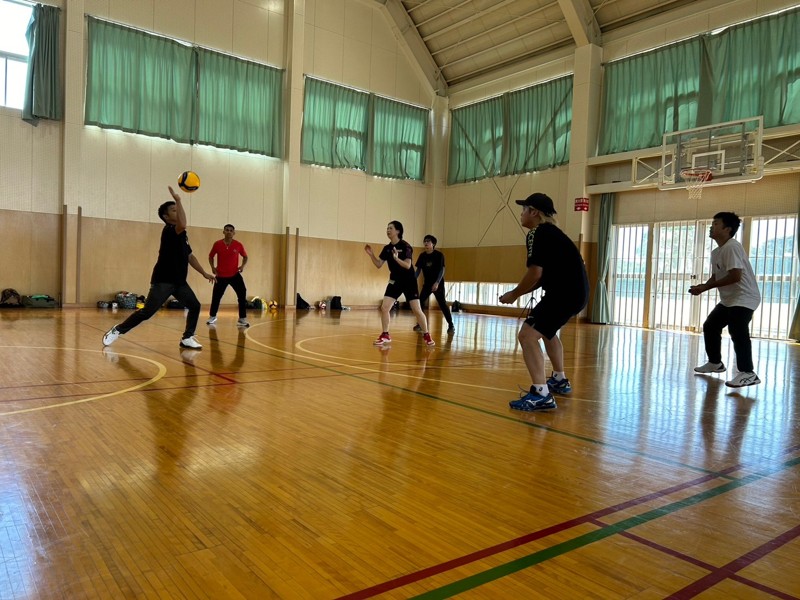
[552,371,566,381]
[531,384,547,395]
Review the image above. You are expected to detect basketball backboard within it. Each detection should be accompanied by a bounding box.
[659,116,764,190]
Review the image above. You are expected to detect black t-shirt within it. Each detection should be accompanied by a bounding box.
[151,225,192,284]
[379,240,416,284]
[526,223,588,300]
[415,249,445,283]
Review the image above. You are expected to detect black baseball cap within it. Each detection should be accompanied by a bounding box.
[515,193,556,216]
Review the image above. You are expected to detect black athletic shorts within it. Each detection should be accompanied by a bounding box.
[384,279,420,301]
[524,294,586,339]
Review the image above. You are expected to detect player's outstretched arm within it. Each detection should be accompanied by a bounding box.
[189,254,215,282]
[168,186,188,233]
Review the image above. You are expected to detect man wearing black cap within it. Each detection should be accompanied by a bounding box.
[499,193,589,411]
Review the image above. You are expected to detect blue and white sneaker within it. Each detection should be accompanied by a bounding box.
[547,376,572,394]
[509,390,557,411]
[725,371,761,388]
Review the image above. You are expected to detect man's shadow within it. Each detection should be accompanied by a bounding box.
[103,347,195,481]
[206,325,246,413]
[699,375,755,466]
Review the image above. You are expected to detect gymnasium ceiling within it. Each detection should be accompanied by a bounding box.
[376,0,729,95]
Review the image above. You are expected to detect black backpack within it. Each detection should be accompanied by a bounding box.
[296,293,311,309]
[330,296,342,310]
[0,288,21,306]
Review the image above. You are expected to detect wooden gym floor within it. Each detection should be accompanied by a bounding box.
[0,307,798,599]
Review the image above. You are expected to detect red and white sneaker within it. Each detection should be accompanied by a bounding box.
[373,332,392,345]
[423,332,435,347]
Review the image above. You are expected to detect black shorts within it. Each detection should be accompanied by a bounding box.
[384,279,420,301]
[524,294,586,339]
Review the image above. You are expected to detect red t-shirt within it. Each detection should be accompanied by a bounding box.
[209,239,247,278]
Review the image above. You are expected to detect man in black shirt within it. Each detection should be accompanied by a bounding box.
[414,235,455,334]
[499,193,588,411]
[102,186,216,349]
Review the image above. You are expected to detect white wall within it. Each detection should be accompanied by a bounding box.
[72,0,287,233]
[294,0,435,246]
[0,0,435,243]
[1,0,798,249]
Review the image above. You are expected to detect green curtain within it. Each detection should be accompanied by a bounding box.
[197,49,283,157]
[590,193,615,324]
[301,77,369,170]
[502,75,572,175]
[22,3,62,124]
[599,7,800,154]
[599,38,700,154]
[447,96,504,184]
[790,210,800,342]
[699,7,800,127]
[85,17,197,142]
[370,95,428,180]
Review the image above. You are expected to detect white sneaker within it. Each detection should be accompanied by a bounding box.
[102,326,120,346]
[694,362,725,374]
[206,316,217,325]
[237,318,250,328]
[725,372,761,388]
[180,336,202,349]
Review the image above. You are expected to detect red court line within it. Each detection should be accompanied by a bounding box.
[604,526,798,599]
[666,523,800,599]
[335,468,741,600]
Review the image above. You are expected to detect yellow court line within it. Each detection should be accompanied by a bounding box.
[0,346,167,417]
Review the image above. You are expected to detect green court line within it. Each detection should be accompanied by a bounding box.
[410,457,800,599]
[115,323,745,478]
[346,373,740,479]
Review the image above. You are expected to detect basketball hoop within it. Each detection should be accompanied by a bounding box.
[681,168,713,200]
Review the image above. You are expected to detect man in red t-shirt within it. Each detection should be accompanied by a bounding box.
[207,224,250,327]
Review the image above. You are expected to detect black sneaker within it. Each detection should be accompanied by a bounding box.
[412,324,421,332]
[547,376,571,394]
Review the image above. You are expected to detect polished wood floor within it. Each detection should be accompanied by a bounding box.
[0,307,798,599]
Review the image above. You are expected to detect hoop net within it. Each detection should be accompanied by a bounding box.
[681,168,713,200]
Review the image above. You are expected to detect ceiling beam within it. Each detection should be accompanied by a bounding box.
[421,0,519,42]
[375,0,448,96]
[557,0,600,46]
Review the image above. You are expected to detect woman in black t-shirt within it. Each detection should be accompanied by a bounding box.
[364,221,435,347]
[414,235,455,333]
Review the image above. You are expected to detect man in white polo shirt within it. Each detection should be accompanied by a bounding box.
[689,212,761,387]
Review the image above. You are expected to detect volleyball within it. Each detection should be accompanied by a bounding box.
[268,300,278,310]
[178,171,200,193]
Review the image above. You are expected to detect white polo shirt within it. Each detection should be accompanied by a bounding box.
[711,238,761,310]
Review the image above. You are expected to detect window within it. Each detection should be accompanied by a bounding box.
[0,0,32,109]
[85,17,284,156]
[300,76,429,181]
[448,76,573,184]
[449,281,539,309]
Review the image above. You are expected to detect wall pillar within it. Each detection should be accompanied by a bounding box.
[565,43,602,245]
[281,0,306,306]
[61,0,85,305]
